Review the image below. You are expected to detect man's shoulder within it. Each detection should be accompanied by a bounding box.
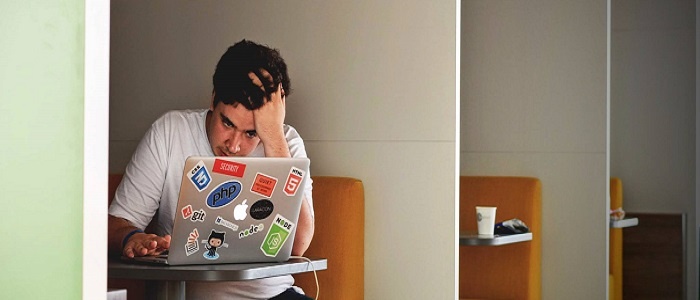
[152,109,207,127]
[158,109,207,121]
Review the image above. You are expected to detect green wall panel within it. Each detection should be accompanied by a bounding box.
[0,1,85,299]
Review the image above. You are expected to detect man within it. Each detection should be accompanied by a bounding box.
[108,40,314,300]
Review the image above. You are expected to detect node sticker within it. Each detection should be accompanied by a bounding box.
[283,167,304,196]
[185,228,200,256]
[251,173,277,198]
[188,160,211,191]
[261,214,295,257]
[238,223,265,239]
[213,159,246,177]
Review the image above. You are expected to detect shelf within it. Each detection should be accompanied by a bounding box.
[459,232,532,246]
[610,217,639,228]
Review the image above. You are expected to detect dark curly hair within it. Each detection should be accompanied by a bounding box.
[212,39,291,110]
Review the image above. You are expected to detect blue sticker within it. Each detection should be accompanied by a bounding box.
[206,180,242,208]
[189,160,211,191]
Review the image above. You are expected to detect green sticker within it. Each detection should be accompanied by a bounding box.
[261,214,295,257]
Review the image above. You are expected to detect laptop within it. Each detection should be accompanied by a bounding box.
[128,156,310,265]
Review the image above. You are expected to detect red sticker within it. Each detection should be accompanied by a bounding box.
[213,159,247,177]
[251,173,277,197]
[182,205,194,219]
[284,167,304,196]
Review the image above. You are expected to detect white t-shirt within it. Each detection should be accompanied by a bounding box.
[109,109,313,300]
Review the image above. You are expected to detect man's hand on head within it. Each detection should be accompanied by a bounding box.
[253,83,287,144]
[248,71,291,157]
[123,233,171,258]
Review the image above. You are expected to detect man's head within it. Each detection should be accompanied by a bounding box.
[212,39,291,110]
[207,40,291,157]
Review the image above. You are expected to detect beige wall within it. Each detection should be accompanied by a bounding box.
[461,1,609,299]
[110,1,457,298]
[611,1,696,299]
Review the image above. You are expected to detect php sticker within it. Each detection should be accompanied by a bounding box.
[283,167,305,196]
[185,228,200,256]
[188,160,211,191]
[206,180,242,208]
[251,173,277,198]
[261,214,295,257]
[250,199,274,220]
[212,159,246,177]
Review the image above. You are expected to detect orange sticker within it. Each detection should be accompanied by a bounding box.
[251,173,277,197]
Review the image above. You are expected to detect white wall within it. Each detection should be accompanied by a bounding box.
[461,1,609,299]
[611,1,696,299]
[110,1,457,299]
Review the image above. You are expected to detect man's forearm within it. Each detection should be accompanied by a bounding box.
[108,215,140,257]
[291,197,314,256]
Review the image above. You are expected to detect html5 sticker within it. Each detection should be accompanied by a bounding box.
[251,173,277,198]
[212,159,246,177]
[283,167,305,196]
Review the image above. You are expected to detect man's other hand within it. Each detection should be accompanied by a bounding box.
[123,233,171,258]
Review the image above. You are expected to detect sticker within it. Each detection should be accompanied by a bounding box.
[206,180,242,208]
[239,223,264,239]
[250,199,274,220]
[215,215,239,231]
[182,205,194,219]
[251,173,278,197]
[212,159,247,177]
[190,209,206,222]
[261,214,295,257]
[189,160,211,191]
[283,167,305,196]
[185,228,200,256]
[233,199,249,220]
[202,230,228,260]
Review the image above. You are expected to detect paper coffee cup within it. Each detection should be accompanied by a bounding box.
[476,206,497,236]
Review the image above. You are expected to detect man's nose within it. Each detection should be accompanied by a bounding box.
[226,132,242,154]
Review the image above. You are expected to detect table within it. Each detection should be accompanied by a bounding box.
[610,217,639,228]
[108,257,327,300]
[459,232,532,246]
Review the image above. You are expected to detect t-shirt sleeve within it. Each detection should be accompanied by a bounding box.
[108,117,170,229]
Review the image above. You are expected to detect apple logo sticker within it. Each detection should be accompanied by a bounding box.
[250,199,274,220]
[233,199,249,220]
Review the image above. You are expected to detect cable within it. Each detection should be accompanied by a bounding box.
[290,255,319,300]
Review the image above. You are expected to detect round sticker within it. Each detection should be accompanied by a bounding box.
[250,199,274,220]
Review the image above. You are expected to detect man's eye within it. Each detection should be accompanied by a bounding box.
[246,131,257,138]
[223,120,233,127]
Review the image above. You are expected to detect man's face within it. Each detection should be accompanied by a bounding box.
[206,101,260,157]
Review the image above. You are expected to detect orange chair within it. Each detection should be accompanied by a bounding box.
[293,176,365,300]
[459,176,542,300]
[609,178,623,300]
